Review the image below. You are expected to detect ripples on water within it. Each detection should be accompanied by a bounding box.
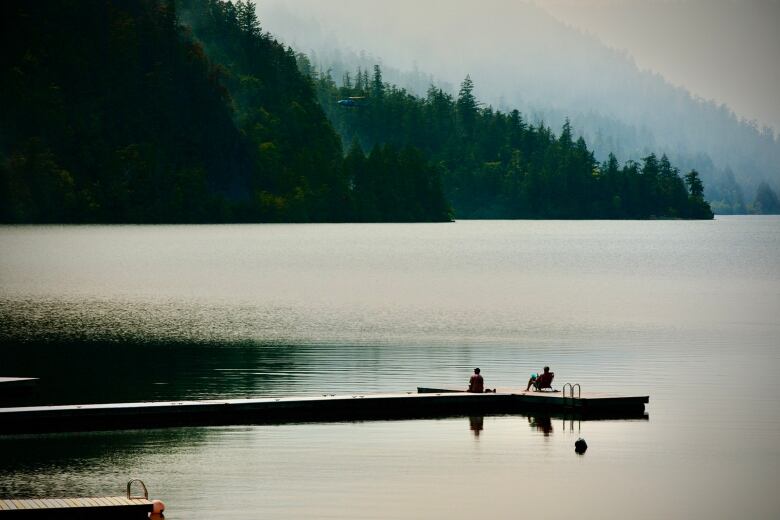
[1,217,779,519]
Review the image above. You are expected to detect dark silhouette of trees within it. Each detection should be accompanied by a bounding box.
[1,0,259,223]
[456,75,478,139]
[684,170,713,218]
[0,0,713,222]
[0,0,450,223]
[311,63,714,220]
[685,170,704,198]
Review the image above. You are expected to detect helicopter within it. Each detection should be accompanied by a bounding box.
[337,96,366,108]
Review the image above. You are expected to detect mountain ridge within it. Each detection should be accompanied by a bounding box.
[257,0,779,214]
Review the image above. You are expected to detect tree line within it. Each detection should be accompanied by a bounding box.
[0,0,450,223]
[1,0,712,222]
[309,62,713,219]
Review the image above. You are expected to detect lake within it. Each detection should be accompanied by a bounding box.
[1,217,779,519]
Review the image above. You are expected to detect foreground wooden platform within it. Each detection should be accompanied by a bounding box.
[0,497,152,518]
[0,388,648,435]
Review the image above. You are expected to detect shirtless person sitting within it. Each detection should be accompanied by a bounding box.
[526,366,554,391]
[468,368,484,393]
[467,368,497,393]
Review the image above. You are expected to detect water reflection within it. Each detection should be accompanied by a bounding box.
[0,413,652,518]
[0,340,314,406]
[468,416,483,438]
[0,428,212,499]
[561,416,581,434]
[466,412,646,441]
[528,414,553,436]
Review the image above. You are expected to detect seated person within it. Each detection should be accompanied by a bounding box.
[526,366,554,391]
[468,368,484,393]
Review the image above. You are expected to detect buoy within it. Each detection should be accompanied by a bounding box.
[152,499,166,513]
[574,438,587,454]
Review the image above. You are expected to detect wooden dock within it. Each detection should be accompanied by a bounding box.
[0,480,160,518]
[0,387,647,435]
[0,497,153,518]
[0,378,38,388]
[417,387,649,414]
[0,378,38,406]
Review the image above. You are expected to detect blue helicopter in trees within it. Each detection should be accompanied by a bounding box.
[337,96,366,108]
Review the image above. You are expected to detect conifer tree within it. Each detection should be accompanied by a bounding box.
[685,170,704,198]
[456,75,478,137]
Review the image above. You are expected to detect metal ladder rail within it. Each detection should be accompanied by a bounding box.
[127,479,149,500]
[562,383,582,408]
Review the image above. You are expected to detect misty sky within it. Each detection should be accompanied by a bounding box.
[540,0,780,131]
[256,0,780,131]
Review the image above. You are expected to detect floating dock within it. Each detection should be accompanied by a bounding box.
[0,387,647,435]
[0,378,38,389]
[0,378,38,406]
[0,497,152,518]
[418,387,648,414]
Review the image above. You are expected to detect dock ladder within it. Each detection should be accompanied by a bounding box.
[562,383,581,409]
[127,479,149,500]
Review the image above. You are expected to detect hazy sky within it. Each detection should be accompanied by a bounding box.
[539,0,780,131]
[257,0,780,131]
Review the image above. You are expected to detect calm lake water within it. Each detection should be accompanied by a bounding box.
[1,217,779,519]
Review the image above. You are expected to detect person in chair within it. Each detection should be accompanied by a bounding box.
[526,366,554,391]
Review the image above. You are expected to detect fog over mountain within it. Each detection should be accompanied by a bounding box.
[541,0,780,133]
[255,0,780,213]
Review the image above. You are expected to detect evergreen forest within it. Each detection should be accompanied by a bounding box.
[0,0,713,223]
[312,65,712,219]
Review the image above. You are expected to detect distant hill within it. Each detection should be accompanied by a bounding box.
[258,0,780,214]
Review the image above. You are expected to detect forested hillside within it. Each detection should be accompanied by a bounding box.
[259,1,778,215]
[0,0,450,222]
[1,0,250,222]
[309,62,712,219]
[0,0,712,222]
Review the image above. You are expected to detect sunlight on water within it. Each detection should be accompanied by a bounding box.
[1,217,779,519]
